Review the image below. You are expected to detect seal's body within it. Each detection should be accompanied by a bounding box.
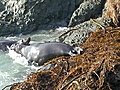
[0,40,16,51]
[10,38,83,66]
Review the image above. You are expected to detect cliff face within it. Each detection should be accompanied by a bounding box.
[0,0,83,35]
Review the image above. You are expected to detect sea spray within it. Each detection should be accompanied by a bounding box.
[7,48,41,70]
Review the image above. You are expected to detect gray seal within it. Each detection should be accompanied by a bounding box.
[10,37,83,66]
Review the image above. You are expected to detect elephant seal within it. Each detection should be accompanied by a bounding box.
[10,37,83,66]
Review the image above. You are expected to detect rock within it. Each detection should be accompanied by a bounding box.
[68,0,106,27]
[59,0,120,46]
[59,17,113,46]
[0,0,83,36]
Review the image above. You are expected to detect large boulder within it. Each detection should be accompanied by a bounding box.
[59,17,113,46]
[0,0,83,36]
[68,0,106,27]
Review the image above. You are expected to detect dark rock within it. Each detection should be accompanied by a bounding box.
[68,0,106,27]
[0,0,83,36]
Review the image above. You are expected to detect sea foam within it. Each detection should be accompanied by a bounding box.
[7,48,42,70]
[8,49,28,66]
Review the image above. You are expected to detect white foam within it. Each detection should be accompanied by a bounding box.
[56,27,69,31]
[0,71,10,88]
[5,36,17,40]
[8,49,28,66]
[7,49,41,70]
[0,71,10,79]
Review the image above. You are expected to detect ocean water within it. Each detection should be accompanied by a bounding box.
[0,27,68,90]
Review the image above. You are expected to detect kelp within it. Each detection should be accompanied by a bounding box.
[104,0,120,26]
[8,26,120,90]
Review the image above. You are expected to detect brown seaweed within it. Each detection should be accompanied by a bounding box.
[104,0,120,26]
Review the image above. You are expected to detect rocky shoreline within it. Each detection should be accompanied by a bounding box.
[9,27,120,90]
[1,0,120,90]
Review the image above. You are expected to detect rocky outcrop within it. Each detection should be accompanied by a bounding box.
[68,0,106,27]
[59,0,107,46]
[0,0,83,36]
[59,0,120,46]
[59,17,113,46]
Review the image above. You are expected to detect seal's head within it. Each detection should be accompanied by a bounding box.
[74,47,83,54]
[68,46,83,56]
[10,37,31,53]
[17,37,31,45]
